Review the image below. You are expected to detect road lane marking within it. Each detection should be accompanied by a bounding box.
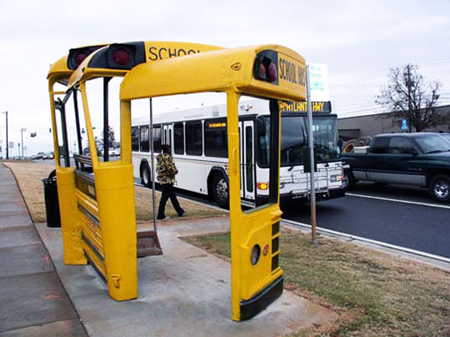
[282,219,450,264]
[346,192,450,209]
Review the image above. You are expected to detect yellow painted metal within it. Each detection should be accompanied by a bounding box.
[48,41,225,301]
[95,164,138,300]
[143,41,223,62]
[68,41,223,89]
[47,55,71,83]
[120,45,306,102]
[48,42,306,312]
[48,58,86,265]
[120,44,306,320]
[77,80,138,300]
[227,92,283,321]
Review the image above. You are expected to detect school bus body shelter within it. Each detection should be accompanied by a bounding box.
[47,41,306,321]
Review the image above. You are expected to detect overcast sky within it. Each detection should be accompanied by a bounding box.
[1,0,449,156]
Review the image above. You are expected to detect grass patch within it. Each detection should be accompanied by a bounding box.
[3,162,226,223]
[184,228,450,336]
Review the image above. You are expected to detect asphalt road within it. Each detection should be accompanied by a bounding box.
[281,182,450,259]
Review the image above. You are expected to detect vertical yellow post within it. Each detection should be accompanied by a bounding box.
[79,84,138,300]
[95,164,137,300]
[48,83,86,265]
[227,91,243,321]
[228,94,284,321]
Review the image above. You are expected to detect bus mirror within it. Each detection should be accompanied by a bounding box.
[68,46,103,70]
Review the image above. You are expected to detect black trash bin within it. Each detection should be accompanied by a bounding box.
[42,170,61,227]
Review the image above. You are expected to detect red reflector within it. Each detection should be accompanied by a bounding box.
[74,52,88,66]
[259,63,266,78]
[268,63,277,82]
[113,48,130,66]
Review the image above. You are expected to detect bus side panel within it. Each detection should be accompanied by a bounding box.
[132,154,145,180]
[174,158,210,195]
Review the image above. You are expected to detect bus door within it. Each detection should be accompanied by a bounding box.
[240,120,255,202]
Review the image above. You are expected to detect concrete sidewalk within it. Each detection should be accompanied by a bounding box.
[0,163,339,336]
[0,163,87,336]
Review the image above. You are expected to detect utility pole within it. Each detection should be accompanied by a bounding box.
[406,65,413,133]
[306,65,317,245]
[21,128,27,158]
[2,111,8,159]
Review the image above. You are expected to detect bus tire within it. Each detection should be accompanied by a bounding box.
[343,169,356,190]
[212,173,229,208]
[428,174,450,203]
[140,162,151,188]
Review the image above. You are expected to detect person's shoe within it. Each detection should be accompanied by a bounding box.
[178,210,185,217]
[158,216,171,221]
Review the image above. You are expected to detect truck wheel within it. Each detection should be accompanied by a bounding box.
[343,169,356,190]
[141,163,151,188]
[212,173,229,208]
[429,174,450,202]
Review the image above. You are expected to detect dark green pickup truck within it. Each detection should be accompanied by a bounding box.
[341,133,450,202]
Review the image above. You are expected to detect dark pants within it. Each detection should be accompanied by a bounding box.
[157,183,184,219]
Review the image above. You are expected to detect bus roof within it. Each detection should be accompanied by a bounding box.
[47,55,72,85]
[66,41,224,89]
[120,45,306,102]
[131,98,333,126]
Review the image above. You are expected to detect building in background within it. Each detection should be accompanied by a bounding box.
[338,105,450,140]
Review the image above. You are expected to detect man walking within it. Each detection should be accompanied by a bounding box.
[156,144,185,220]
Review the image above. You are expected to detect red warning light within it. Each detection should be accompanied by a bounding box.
[74,52,88,66]
[253,51,279,85]
[112,48,130,66]
[268,63,277,82]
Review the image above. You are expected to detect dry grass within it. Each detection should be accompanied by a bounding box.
[184,228,450,336]
[3,162,226,224]
[3,161,54,223]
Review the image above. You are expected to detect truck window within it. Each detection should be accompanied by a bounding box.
[371,137,389,154]
[388,137,415,154]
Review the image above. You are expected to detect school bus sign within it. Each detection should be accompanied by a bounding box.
[253,49,306,95]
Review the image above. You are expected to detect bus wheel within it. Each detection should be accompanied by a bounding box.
[141,163,151,188]
[429,174,450,203]
[212,173,229,208]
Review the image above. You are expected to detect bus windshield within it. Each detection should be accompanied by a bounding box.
[257,115,340,167]
[312,116,341,162]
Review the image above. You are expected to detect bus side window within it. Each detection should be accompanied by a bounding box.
[153,125,161,153]
[205,118,228,158]
[174,122,184,155]
[140,125,149,152]
[131,126,139,152]
[186,121,202,156]
[256,117,269,167]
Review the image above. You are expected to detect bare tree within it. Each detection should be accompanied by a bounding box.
[376,64,444,132]
[101,126,117,148]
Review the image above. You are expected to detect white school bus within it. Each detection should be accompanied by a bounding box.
[132,98,345,208]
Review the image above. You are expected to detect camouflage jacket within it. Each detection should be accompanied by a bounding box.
[156,153,178,184]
